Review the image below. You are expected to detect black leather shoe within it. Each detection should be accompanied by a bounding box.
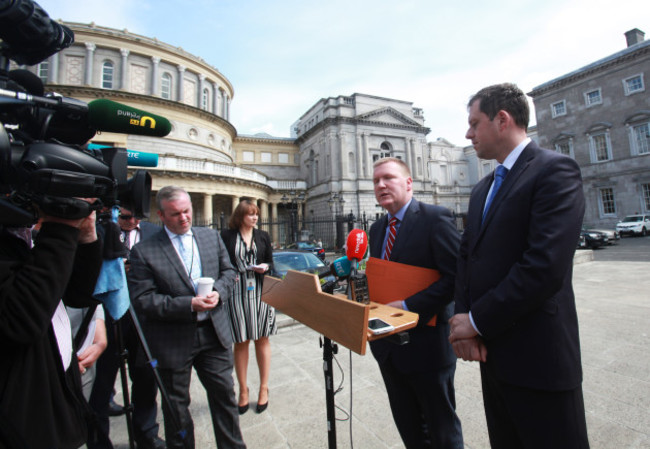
[238,403,249,415]
[255,401,268,413]
[136,435,166,449]
[107,398,125,416]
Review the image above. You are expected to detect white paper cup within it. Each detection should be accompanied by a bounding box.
[196,277,214,296]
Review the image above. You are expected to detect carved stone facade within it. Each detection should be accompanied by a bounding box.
[529,29,650,228]
[17,22,476,242]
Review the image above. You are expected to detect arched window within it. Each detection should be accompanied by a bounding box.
[102,61,114,89]
[161,73,172,99]
[202,87,210,110]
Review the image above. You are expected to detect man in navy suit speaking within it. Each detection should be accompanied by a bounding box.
[450,83,590,449]
[369,157,463,449]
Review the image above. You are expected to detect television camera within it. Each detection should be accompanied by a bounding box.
[0,0,164,226]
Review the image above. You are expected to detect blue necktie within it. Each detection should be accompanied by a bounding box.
[483,165,508,223]
[178,234,201,287]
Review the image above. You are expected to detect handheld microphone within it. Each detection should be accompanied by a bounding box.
[346,229,368,266]
[318,256,352,279]
[88,99,172,137]
[87,143,159,167]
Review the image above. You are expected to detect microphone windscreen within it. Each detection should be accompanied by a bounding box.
[88,99,172,137]
[346,229,368,261]
[331,257,352,278]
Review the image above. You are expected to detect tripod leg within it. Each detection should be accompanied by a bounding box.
[113,320,136,449]
[127,305,191,449]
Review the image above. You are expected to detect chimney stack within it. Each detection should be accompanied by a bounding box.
[625,28,645,47]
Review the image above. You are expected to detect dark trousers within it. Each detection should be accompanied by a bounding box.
[480,363,590,449]
[88,312,160,449]
[158,324,245,449]
[379,361,464,449]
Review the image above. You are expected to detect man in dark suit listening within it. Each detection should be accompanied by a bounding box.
[449,83,590,449]
[369,157,463,449]
[88,205,165,449]
[128,186,245,449]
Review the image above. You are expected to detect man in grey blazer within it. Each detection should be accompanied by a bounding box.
[128,186,245,449]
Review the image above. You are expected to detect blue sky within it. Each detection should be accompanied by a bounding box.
[37,0,648,145]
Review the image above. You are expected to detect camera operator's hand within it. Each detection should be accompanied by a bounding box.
[39,198,98,243]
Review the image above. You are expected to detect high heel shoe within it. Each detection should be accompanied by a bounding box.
[238,387,249,415]
[256,387,269,413]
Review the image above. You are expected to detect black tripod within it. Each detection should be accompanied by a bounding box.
[111,304,191,449]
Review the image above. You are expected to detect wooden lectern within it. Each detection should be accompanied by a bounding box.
[262,270,418,448]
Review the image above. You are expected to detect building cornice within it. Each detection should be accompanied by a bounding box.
[295,116,430,144]
[62,21,234,95]
[529,41,650,96]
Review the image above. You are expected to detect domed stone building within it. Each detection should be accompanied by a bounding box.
[18,21,475,247]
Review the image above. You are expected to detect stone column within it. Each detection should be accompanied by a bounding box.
[231,195,240,213]
[177,65,186,103]
[198,74,206,109]
[270,202,279,246]
[84,43,96,86]
[213,82,220,115]
[151,56,160,96]
[356,133,363,180]
[120,48,129,90]
[362,133,371,177]
[49,53,59,84]
[258,199,268,222]
[203,193,213,226]
[404,137,412,174]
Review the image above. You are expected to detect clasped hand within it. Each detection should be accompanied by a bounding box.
[191,291,220,312]
[448,313,487,363]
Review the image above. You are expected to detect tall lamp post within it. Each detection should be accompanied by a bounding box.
[281,190,305,244]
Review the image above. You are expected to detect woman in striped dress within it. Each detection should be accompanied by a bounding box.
[221,200,275,414]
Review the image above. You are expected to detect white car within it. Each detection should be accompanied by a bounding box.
[587,228,620,244]
[616,214,650,237]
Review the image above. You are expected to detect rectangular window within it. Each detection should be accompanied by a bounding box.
[632,122,650,155]
[551,100,566,118]
[37,62,49,84]
[623,74,644,95]
[643,183,650,211]
[261,152,272,163]
[242,151,254,162]
[102,63,114,89]
[584,89,602,107]
[590,133,611,162]
[599,188,616,215]
[555,141,572,156]
[278,153,289,164]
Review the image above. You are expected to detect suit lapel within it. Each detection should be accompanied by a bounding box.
[194,228,216,279]
[157,230,195,292]
[389,200,419,261]
[370,215,387,259]
[474,143,536,242]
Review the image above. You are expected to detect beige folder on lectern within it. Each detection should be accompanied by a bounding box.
[365,257,440,326]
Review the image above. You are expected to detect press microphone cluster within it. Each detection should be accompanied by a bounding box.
[345,229,370,304]
[319,256,352,279]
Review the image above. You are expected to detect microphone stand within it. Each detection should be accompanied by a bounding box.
[319,281,338,449]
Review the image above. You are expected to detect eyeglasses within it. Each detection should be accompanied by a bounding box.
[119,214,135,220]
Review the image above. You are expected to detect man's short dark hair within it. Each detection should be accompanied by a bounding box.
[468,83,529,131]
